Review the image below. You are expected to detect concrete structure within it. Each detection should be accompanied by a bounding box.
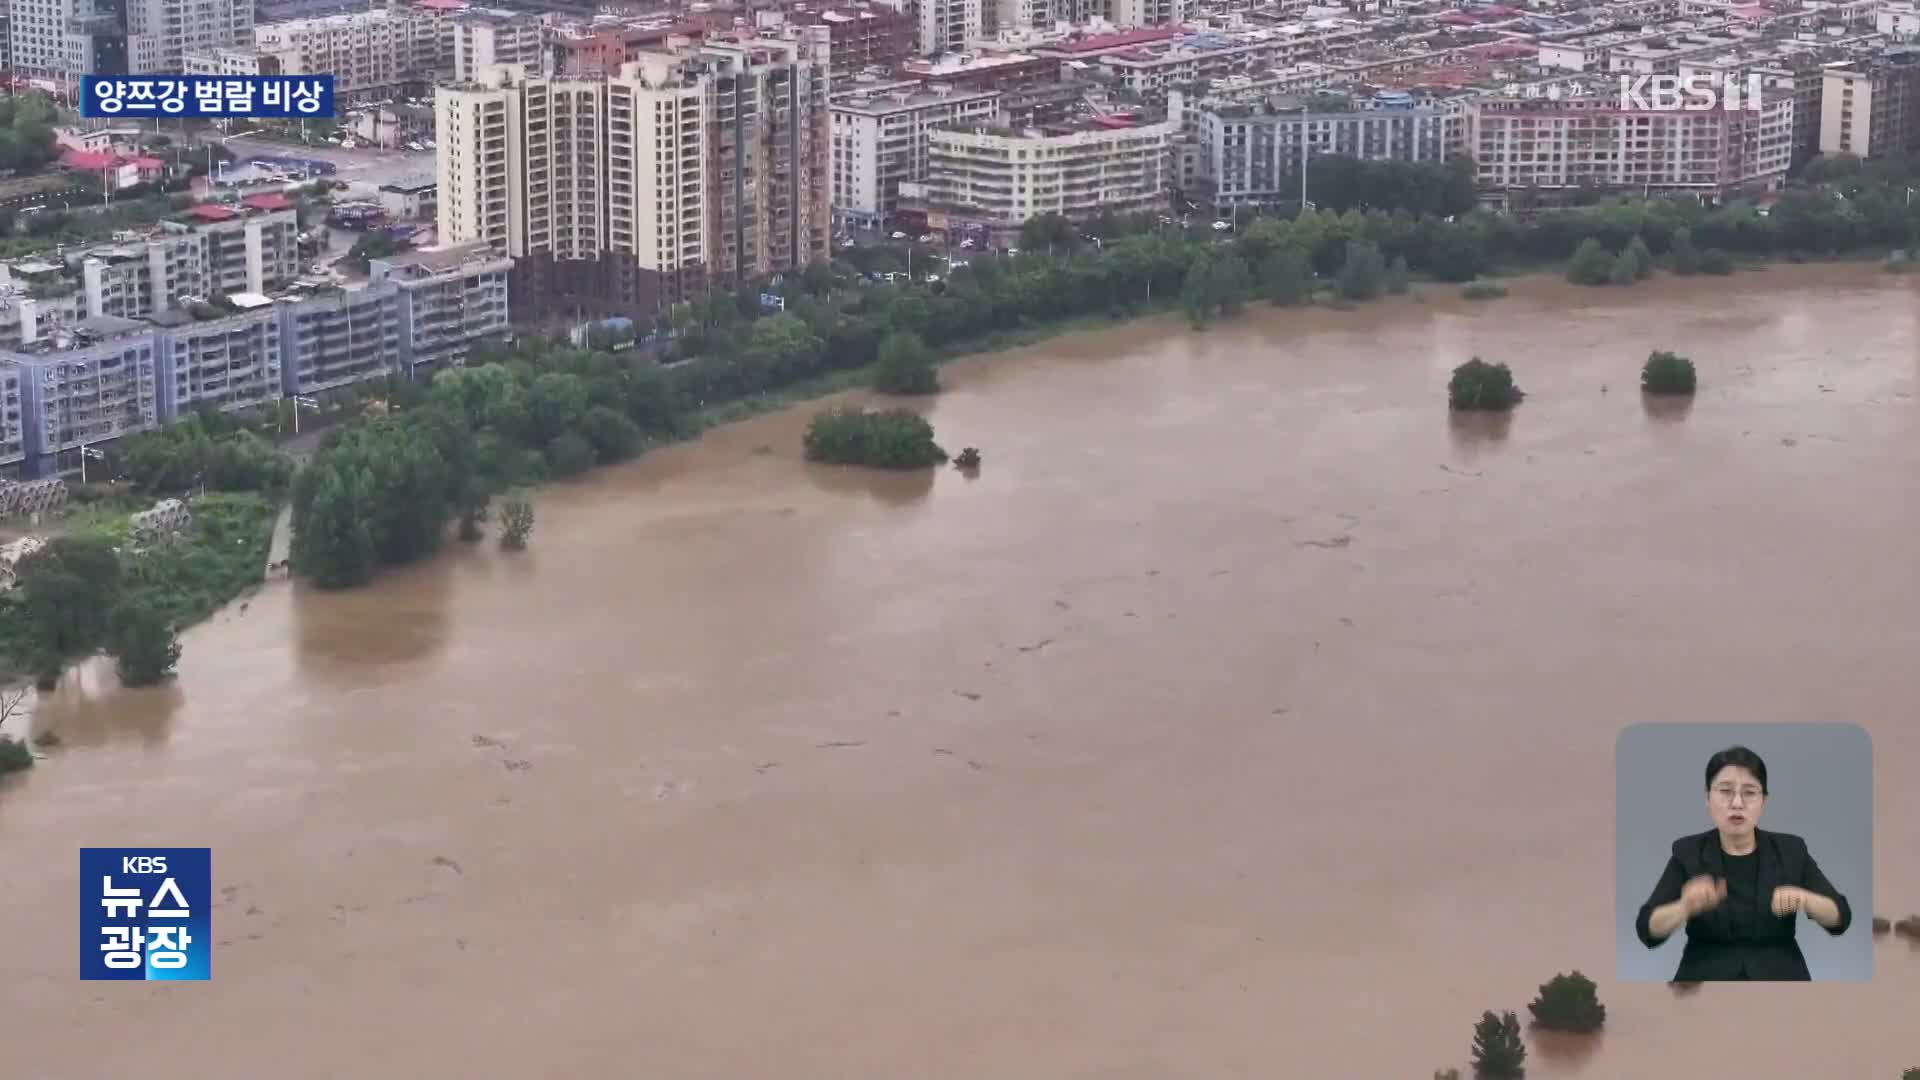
[182,44,277,77]
[551,18,709,77]
[831,80,1001,229]
[7,0,129,80]
[367,242,513,378]
[917,0,982,57]
[778,4,913,81]
[0,368,23,473]
[378,176,439,221]
[252,7,442,99]
[1468,87,1792,196]
[440,37,830,318]
[900,50,1055,93]
[77,208,301,324]
[1110,0,1189,28]
[129,497,190,545]
[451,9,545,84]
[918,94,1182,227]
[0,480,64,516]
[1820,51,1920,159]
[125,0,253,74]
[1189,91,1457,210]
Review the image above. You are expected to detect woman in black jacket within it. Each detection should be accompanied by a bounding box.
[1635,745,1852,981]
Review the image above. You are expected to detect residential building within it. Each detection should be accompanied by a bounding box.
[183,44,278,77]
[917,0,982,57]
[367,242,513,378]
[8,0,128,81]
[0,366,23,473]
[1110,0,1189,28]
[152,303,284,419]
[273,286,401,396]
[1820,51,1920,159]
[900,50,1055,93]
[252,7,442,99]
[916,93,1183,228]
[552,19,709,76]
[125,0,252,74]
[10,318,160,470]
[831,80,1001,229]
[78,208,301,322]
[1468,87,1792,196]
[452,9,545,84]
[379,176,439,221]
[781,4,914,81]
[440,37,830,318]
[1188,91,1458,211]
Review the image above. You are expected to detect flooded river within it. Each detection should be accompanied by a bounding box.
[3,264,1917,1078]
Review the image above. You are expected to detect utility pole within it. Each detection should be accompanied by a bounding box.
[79,444,106,484]
[290,395,320,434]
[1299,103,1310,215]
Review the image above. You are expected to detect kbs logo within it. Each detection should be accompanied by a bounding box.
[80,848,212,981]
[1618,73,1766,112]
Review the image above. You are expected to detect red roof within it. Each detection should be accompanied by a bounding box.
[1045,27,1178,54]
[128,155,166,169]
[241,192,293,210]
[416,0,466,8]
[186,204,240,221]
[60,149,120,170]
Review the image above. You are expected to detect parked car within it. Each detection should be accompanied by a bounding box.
[890,230,906,239]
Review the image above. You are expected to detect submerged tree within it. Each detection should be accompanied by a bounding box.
[1449,358,1525,412]
[1641,350,1697,395]
[1527,971,1606,1033]
[500,491,534,550]
[107,597,182,688]
[1470,1010,1527,1079]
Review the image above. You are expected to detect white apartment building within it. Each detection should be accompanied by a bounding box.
[452,10,546,84]
[440,40,830,313]
[7,0,123,81]
[918,0,982,56]
[0,365,23,471]
[607,55,709,299]
[253,8,444,97]
[1820,53,1920,158]
[182,44,272,77]
[831,80,1001,228]
[79,209,300,322]
[14,324,160,460]
[1111,0,1189,27]
[126,0,252,74]
[1468,90,1792,195]
[1879,1,1920,37]
[921,94,1182,225]
[1189,91,1458,210]
[1091,24,1372,98]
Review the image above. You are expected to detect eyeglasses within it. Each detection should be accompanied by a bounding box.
[1712,786,1764,805]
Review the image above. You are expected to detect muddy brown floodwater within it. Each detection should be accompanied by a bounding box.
[3,264,1918,1079]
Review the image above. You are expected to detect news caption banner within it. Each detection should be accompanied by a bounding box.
[80,75,334,119]
[80,848,212,981]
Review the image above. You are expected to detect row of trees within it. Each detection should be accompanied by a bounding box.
[0,536,183,691]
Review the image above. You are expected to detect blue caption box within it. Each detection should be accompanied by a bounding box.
[80,848,212,981]
[81,75,334,119]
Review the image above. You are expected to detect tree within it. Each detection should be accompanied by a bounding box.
[1622,235,1654,280]
[1669,227,1700,274]
[500,491,534,550]
[1386,254,1411,294]
[1182,256,1217,327]
[1210,253,1253,314]
[803,407,947,468]
[1608,252,1639,285]
[524,372,591,445]
[1642,350,1697,395]
[1527,971,1605,1033]
[1566,238,1614,285]
[1337,240,1387,300]
[545,432,596,479]
[17,537,122,659]
[1449,358,1524,411]
[0,732,30,775]
[744,313,823,382]
[107,597,181,688]
[580,405,641,462]
[1259,243,1313,305]
[1698,248,1736,275]
[291,466,377,589]
[1470,1010,1526,1079]
[874,330,940,395]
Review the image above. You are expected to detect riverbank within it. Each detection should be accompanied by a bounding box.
[6,266,1915,1077]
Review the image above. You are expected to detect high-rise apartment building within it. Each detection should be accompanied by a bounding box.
[1820,50,1920,159]
[8,0,129,81]
[438,36,829,317]
[126,0,252,73]
[251,7,444,99]
[451,9,545,83]
[1189,91,1459,211]
[917,0,981,57]
[830,80,1001,229]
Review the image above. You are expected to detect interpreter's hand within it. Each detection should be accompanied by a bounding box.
[1771,885,1811,917]
[1681,875,1727,916]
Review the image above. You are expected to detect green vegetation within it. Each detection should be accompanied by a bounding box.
[1259,243,1314,305]
[343,231,412,274]
[1669,227,1700,274]
[500,492,533,550]
[0,93,58,174]
[1698,248,1736,275]
[1470,1010,1527,1079]
[1526,971,1606,1033]
[803,407,947,469]
[1182,249,1253,327]
[1461,281,1508,301]
[1386,254,1411,295]
[1449,358,1524,412]
[1337,240,1388,301]
[113,409,293,495]
[107,596,181,687]
[0,732,30,776]
[873,330,940,395]
[1642,350,1697,396]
